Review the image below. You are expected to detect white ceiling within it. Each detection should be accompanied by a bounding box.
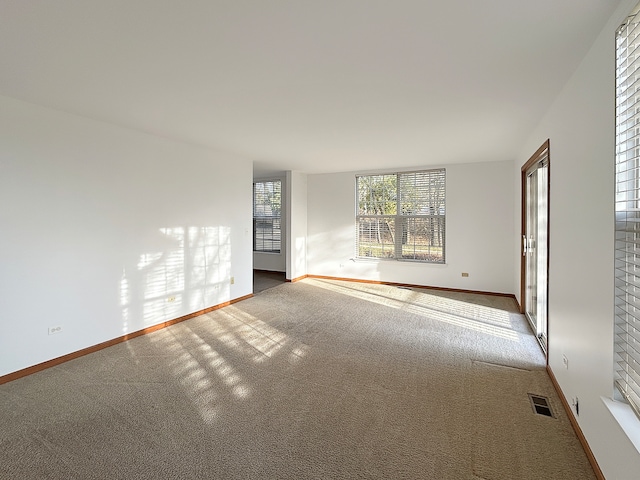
[0,0,621,175]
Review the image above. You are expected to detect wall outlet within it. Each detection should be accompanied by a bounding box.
[48,326,62,335]
[572,397,579,416]
[230,276,235,285]
[167,296,176,303]
[461,272,469,277]
[563,354,568,369]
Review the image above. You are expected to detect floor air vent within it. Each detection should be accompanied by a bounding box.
[528,394,554,418]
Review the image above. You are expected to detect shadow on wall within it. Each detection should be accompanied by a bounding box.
[307,227,367,277]
[294,236,306,276]
[119,226,231,333]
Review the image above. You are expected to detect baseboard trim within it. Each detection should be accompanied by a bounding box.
[546,365,605,480]
[286,274,309,283]
[305,274,518,303]
[0,293,253,386]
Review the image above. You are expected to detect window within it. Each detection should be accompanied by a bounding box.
[253,180,282,253]
[615,6,640,420]
[356,169,445,263]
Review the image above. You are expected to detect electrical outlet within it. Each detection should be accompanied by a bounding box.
[167,296,176,303]
[572,397,579,416]
[48,326,62,335]
[230,276,235,285]
[563,355,568,369]
[461,272,469,277]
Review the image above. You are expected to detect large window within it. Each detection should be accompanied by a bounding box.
[356,169,445,263]
[253,180,282,253]
[615,7,640,419]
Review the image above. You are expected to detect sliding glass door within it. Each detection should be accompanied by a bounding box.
[522,141,550,353]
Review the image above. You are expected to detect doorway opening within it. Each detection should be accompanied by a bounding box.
[253,270,286,294]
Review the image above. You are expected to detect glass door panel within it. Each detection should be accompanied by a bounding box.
[524,156,549,352]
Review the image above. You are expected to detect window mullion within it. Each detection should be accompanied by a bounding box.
[394,173,402,259]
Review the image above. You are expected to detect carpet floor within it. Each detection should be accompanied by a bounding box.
[253,270,286,294]
[0,278,595,479]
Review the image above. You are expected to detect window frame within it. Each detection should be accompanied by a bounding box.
[253,179,282,254]
[355,169,446,264]
[614,4,640,421]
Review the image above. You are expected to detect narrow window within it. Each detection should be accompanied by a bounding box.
[356,169,445,263]
[614,5,640,419]
[253,180,282,253]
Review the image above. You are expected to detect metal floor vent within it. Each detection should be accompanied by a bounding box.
[528,394,554,418]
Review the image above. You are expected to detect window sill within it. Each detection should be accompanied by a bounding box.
[602,396,640,453]
[351,257,448,266]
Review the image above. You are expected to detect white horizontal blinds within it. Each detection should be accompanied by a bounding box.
[615,9,640,419]
[398,170,445,262]
[356,169,445,263]
[253,180,282,253]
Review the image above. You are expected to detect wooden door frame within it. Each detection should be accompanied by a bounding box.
[520,139,551,355]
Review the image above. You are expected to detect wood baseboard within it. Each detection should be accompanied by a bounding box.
[286,274,309,283]
[0,293,253,386]
[546,366,605,480]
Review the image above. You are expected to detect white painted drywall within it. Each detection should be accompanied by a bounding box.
[0,95,253,377]
[514,0,640,476]
[307,160,514,294]
[253,176,286,272]
[252,251,285,272]
[286,171,308,280]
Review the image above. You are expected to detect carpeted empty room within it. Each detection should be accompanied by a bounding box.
[0,278,595,479]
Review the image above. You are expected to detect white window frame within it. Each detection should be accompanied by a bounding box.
[615,4,640,421]
[355,169,446,263]
[253,179,282,254]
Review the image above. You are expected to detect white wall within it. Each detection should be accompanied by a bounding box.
[252,251,285,271]
[307,160,515,294]
[253,176,286,272]
[514,0,640,476]
[286,171,308,280]
[0,95,253,378]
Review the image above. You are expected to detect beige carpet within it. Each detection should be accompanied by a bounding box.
[0,278,595,479]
